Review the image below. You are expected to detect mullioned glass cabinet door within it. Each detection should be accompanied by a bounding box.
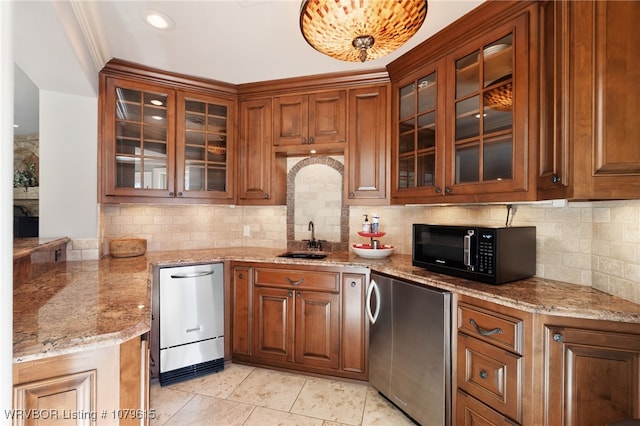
[446,12,530,197]
[103,77,176,198]
[392,61,445,200]
[176,92,235,201]
[453,33,513,184]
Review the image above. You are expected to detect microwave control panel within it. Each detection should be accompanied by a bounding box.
[476,230,496,275]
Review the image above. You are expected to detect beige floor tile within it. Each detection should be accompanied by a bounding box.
[149,383,194,426]
[244,406,325,426]
[228,367,308,411]
[170,363,255,399]
[163,394,254,426]
[290,376,368,426]
[361,387,415,426]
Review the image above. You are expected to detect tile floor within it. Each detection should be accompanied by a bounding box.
[150,363,416,426]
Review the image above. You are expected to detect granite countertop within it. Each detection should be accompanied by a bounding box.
[13,237,71,259]
[14,247,640,363]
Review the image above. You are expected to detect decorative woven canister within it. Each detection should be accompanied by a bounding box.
[109,237,147,258]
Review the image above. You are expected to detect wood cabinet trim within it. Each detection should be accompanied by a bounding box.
[237,69,390,98]
[101,58,237,98]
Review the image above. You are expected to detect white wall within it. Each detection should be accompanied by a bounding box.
[0,1,13,420]
[39,90,97,239]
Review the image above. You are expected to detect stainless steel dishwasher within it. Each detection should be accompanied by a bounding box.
[368,272,452,426]
[159,263,224,385]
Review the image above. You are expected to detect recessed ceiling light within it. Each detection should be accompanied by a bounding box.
[13,124,19,128]
[142,10,175,30]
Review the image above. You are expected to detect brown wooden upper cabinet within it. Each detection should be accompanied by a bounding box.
[389,3,538,204]
[99,60,236,204]
[539,0,640,200]
[345,85,390,205]
[273,91,347,151]
[237,97,286,205]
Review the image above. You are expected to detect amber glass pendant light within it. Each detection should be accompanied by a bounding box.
[300,0,428,62]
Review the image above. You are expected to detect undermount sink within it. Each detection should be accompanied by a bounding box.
[278,251,328,259]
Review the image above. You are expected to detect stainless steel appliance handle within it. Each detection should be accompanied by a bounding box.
[463,230,474,267]
[366,279,381,324]
[170,270,215,279]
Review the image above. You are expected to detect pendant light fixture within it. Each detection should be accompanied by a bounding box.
[300,0,428,63]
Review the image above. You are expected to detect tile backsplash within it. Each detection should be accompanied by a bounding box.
[100,197,640,304]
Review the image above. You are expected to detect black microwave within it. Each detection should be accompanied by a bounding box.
[412,224,536,284]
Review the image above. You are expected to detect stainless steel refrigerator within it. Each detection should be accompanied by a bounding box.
[368,272,452,426]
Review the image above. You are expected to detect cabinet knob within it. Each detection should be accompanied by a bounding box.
[350,281,357,288]
[445,187,452,194]
[301,137,307,144]
[178,192,183,197]
[238,273,244,280]
[349,192,355,198]
[553,333,564,342]
[263,193,270,199]
[551,175,561,183]
[169,192,174,196]
[288,291,293,297]
[435,187,442,194]
[308,136,315,144]
[296,292,301,298]
[479,370,488,379]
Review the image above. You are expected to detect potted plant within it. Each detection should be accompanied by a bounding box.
[13,163,38,191]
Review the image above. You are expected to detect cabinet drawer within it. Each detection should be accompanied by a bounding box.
[254,268,339,292]
[457,334,522,423]
[458,303,523,354]
[456,390,518,426]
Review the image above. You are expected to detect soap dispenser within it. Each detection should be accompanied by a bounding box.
[362,215,371,233]
[371,214,380,233]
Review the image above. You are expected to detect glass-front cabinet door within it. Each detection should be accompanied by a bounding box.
[445,14,530,198]
[391,11,532,204]
[102,78,176,198]
[176,92,235,201]
[392,62,445,201]
[100,76,235,203]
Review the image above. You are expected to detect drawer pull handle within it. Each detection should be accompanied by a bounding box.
[286,277,304,286]
[469,318,503,336]
[171,270,215,279]
[479,370,488,379]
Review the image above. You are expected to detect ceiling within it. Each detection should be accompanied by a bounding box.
[12,0,484,135]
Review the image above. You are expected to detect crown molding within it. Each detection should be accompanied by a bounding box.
[69,0,111,73]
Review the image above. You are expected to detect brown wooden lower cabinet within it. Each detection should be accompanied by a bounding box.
[540,317,640,426]
[456,390,518,426]
[456,296,531,425]
[231,262,369,380]
[13,335,149,426]
[294,290,340,370]
[456,295,640,426]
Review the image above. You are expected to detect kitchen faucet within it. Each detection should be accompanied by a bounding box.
[306,220,321,251]
[308,221,315,242]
